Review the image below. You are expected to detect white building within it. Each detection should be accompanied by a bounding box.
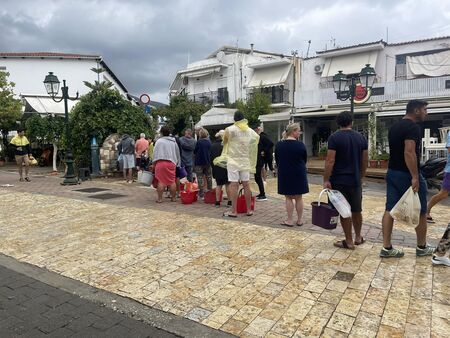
[170,45,297,138]
[0,52,131,116]
[293,37,450,156]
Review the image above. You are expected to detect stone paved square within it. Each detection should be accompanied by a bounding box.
[1,170,450,337]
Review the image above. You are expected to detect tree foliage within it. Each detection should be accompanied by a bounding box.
[70,86,154,165]
[25,115,65,146]
[25,114,66,171]
[0,71,23,158]
[154,94,209,135]
[83,67,114,91]
[236,90,272,128]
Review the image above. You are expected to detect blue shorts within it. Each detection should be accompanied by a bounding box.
[385,169,427,215]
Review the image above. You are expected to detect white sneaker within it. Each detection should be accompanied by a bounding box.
[432,255,450,267]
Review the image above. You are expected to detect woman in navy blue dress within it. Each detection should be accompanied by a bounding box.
[275,123,309,227]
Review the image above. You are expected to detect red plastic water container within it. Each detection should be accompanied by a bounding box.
[204,190,222,204]
[180,190,197,204]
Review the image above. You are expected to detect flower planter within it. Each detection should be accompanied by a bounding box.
[379,160,389,169]
[369,160,379,168]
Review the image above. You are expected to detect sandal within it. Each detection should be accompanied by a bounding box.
[246,211,254,216]
[355,237,365,245]
[223,212,237,218]
[280,221,294,227]
[155,200,163,203]
[426,216,435,224]
[24,177,31,182]
[296,222,304,227]
[333,240,355,250]
[19,178,24,182]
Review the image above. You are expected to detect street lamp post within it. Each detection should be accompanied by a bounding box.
[332,64,376,114]
[290,50,298,123]
[43,72,79,185]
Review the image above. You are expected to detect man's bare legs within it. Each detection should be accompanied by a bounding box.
[352,212,363,244]
[227,182,239,216]
[415,214,428,247]
[242,180,253,215]
[382,211,394,248]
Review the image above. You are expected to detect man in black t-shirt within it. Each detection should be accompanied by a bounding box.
[323,111,368,250]
[380,99,435,258]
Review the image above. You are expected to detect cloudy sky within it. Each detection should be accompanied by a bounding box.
[1,0,450,103]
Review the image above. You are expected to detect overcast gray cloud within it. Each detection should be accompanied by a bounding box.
[1,0,450,102]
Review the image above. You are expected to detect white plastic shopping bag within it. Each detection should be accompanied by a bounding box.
[390,187,421,226]
[326,189,352,218]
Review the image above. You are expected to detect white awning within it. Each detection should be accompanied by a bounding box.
[169,73,182,91]
[375,107,450,117]
[408,49,450,77]
[259,111,291,122]
[23,96,78,116]
[196,107,237,127]
[247,64,292,88]
[182,67,222,78]
[321,51,378,77]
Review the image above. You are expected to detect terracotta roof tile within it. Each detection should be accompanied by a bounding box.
[0,52,100,59]
[316,40,386,54]
[388,35,450,46]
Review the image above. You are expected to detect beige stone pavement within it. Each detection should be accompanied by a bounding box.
[1,181,450,337]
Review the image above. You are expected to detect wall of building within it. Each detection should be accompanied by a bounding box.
[382,38,450,82]
[179,51,293,104]
[0,58,128,98]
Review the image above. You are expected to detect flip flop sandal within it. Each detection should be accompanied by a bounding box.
[280,221,294,227]
[296,223,304,227]
[355,237,366,245]
[426,216,435,224]
[246,212,254,216]
[24,177,31,182]
[223,212,237,218]
[333,240,355,250]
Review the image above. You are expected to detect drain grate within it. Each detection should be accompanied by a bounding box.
[333,271,355,282]
[88,193,126,200]
[74,188,110,193]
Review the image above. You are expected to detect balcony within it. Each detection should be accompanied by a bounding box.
[247,87,291,105]
[297,75,450,107]
[187,88,229,105]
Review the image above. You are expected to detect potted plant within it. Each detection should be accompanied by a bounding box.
[377,152,389,168]
[318,145,328,160]
[369,158,379,168]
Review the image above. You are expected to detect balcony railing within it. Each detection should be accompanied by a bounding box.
[247,88,290,104]
[297,75,450,107]
[187,90,228,105]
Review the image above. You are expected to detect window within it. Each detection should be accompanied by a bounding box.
[217,87,228,104]
[395,55,407,80]
[257,85,289,104]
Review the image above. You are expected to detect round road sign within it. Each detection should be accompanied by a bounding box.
[140,94,150,105]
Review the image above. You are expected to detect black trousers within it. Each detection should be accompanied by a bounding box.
[255,163,265,196]
[265,152,274,171]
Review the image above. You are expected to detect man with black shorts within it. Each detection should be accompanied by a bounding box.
[324,111,368,250]
[380,100,435,258]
